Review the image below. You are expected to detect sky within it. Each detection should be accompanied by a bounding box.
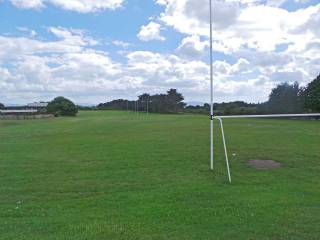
[0,0,319,105]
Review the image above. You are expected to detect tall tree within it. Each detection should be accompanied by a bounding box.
[0,103,4,109]
[302,74,320,112]
[138,93,151,112]
[98,99,131,110]
[97,89,186,114]
[166,89,185,113]
[265,82,302,114]
[149,94,167,113]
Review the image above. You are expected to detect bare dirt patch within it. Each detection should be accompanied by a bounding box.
[248,160,282,170]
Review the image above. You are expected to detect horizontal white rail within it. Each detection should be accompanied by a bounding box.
[214,113,320,119]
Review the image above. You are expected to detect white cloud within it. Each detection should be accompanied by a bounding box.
[211,58,250,76]
[176,35,208,59]
[48,27,98,46]
[10,0,44,9]
[230,58,250,74]
[9,0,123,12]
[0,31,210,103]
[112,40,131,48]
[137,22,166,42]
[0,27,95,62]
[266,0,310,7]
[124,51,286,103]
[150,0,320,101]
[291,6,320,37]
[0,28,125,103]
[158,0,242,37]
[157,0,320,52]
[17,27,38,37]
[266,0,287,7]
[155,0,168,5]
[0,26,318,104]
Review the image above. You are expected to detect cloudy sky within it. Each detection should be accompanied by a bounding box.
[0,0,319,105]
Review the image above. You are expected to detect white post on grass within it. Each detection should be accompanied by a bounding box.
[137,100,139,115]
[146,98,149,116]
[135,100,137,114]
[216,117,231,183]
[209,0,214,170]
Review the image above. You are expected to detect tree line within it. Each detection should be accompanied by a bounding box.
[186,74,320,115]
[1,74,319,116]
[97,89,186,114]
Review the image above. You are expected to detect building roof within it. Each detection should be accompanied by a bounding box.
[27,102,48,108]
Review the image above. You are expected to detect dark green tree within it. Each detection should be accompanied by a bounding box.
[265,82,302,114]
[47,97,78,116]
[149,94,167,113]
[97,89,186,114]
[138,94,151,112]
[0,103,4,109]
[302,74,320,112]
[97,99,131,110]
[166,89,185,113]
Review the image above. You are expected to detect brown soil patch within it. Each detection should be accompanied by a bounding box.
[248,160,282,169]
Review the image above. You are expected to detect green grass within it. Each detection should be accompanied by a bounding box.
[0,111,319,239]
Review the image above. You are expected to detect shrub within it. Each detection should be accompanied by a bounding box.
[47,97,78,116]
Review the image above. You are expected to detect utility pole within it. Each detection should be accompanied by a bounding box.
[209,0,214,170]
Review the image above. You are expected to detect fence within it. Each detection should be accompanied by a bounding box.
[0,114,54,120]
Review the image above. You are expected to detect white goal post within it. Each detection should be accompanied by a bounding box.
[213,113,320,183]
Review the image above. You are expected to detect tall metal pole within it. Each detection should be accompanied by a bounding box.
[209,0,214,170]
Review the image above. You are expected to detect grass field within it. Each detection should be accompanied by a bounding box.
[0,111,319,239]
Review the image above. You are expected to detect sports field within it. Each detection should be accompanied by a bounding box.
[0,111,319,239]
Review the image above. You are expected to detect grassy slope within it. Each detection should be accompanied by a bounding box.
[0,111,319,240]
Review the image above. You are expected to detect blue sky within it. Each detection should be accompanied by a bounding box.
[0,0,319,105]
[0,1,179,52]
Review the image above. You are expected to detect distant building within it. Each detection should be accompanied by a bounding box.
[0,109,38,115]
[0,102,51,120]
[0,109,38,119]
[0,109,53,120]
[27,102,48,109]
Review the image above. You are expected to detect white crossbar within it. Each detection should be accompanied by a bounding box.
[215,113,320,119]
